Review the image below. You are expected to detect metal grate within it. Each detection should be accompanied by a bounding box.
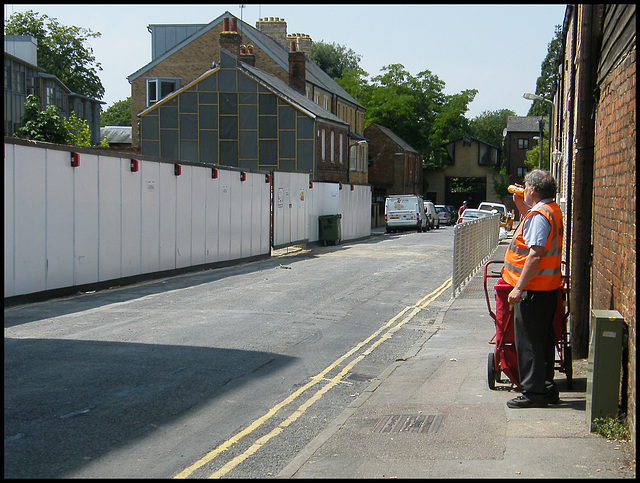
[371,414,444,434]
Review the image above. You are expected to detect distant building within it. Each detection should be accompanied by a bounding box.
[423,137,501,209]
[4,35,103,144]
[137,24,350,182]
[365,123,422,202]
[128,11,367,182]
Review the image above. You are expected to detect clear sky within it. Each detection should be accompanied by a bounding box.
[4,4,567,119]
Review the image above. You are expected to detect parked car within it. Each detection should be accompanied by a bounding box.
[435,204,454,225]
[385,195,427,233]
[445,205,457,221]
[477,201,514,230]
[457,208,496,224]
[424,201,440,230]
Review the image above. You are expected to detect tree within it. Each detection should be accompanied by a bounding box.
[4,10,104,100]
[100,98,132,127]
[15,95,69,144]
[362,64,476,166]
[527,25,562,116]
[469,109,515,150]
[65,113,92,146]
[311,40,362,79]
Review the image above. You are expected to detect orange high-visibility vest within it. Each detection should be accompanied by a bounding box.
[502,202,563,291]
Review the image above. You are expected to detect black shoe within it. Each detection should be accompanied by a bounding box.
[506,395,549,408]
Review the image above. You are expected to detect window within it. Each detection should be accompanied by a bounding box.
[13,70,25,94]
[517,167,528,178]
[330,131,335,162]
[339,134,343,164]
[349,144,357,170]
[321,129,325,161]
[146,78,180,106]
[518,138,529,150]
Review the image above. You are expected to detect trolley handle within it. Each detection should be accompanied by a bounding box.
[483,260,503,320]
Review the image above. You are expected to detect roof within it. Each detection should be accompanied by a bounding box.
[240,61,349,127]
[138,49,349,129]
[128,11,363,109]
[442,136,501,150]
[100,126,132,143]
[506,116,544,133]
[369,123,418,153]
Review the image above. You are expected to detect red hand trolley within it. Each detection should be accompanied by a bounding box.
[483,260,572,390]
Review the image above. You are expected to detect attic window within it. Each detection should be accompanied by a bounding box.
[146,77,180,107]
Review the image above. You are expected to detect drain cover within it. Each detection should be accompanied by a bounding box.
[372,414,444,434]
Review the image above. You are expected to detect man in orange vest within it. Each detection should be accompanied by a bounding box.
[502,169,564,408]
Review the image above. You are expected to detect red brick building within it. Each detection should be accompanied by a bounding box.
[554,4,635,446]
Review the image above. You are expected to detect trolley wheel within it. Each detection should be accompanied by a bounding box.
[487,353,496,390]
[564,346,573,389]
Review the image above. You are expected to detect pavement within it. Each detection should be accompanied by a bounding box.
[277,229,636,479]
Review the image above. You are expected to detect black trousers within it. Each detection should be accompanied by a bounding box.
[514,289,558,398]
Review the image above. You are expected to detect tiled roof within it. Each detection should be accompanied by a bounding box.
[506,116,544,133]
[128,11,363,109]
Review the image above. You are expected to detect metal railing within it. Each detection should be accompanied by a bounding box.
[452,214,501,298]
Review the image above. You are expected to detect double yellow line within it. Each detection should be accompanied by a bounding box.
[175,277,452,479]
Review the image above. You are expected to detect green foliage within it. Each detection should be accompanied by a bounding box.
[100,97,132,127]
[311,40,362,80]
[15,94,102,147]
[64,113,91,146]
[524,131,550,170]
[361,64,476,167]
[469,109,515,149]
[527,25,562,117]
[5,10,104,100]
[15,95,69,144]
[592,417,630,441]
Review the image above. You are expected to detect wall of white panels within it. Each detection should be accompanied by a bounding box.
[4,141,370,299]
[4,142,270,298]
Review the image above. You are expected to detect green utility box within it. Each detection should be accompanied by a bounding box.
[318,214,342,246]
[586,309,625,431]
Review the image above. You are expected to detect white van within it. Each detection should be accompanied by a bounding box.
[385,195,427,233]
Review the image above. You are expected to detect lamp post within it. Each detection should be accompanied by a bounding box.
[523,92,554,170]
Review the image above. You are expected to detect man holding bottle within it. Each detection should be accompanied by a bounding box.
[502,169,564,408]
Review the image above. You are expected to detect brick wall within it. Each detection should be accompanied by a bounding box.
[592,46,636,443]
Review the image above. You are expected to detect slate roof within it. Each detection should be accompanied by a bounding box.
[370,123,418,153]
[128,11,363,109]
[137,48,349,129]
[506,115,544,133]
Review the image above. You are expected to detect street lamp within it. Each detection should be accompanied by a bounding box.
[523,92,554,170]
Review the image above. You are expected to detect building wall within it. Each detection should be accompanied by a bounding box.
[556,4,636,446]
[364,124,422,199]
[591,25,636,445]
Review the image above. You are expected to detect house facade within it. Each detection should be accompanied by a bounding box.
[365,123,423,202]
[423,137,502,209]
[138,36,350,181]
[4,35,103,145]
[553,4,636,445]
[128,12,367,183]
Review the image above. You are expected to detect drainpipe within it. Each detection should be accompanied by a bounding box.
[570,4,599,358]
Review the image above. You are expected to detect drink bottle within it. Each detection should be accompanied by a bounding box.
[508,185,524,196]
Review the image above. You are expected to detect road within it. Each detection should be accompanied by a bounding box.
[4,225,456,478]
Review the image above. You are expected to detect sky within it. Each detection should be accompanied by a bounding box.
[4,4,567,119]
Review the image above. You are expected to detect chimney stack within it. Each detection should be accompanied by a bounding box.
[288,41,306,93]
[239,44,256,66]
[220,16,241,56]
[255,17,288,47]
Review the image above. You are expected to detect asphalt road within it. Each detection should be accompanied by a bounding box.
[4,225,456,478]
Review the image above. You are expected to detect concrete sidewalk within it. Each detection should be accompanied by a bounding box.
[278,240,636,479]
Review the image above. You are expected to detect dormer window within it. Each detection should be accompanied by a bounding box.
[146,77,180,106]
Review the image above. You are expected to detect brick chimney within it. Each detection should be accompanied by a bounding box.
[220,17,241,56]
[286,33,313,59]
[239,44,256,67]
[255,17,288,47]
[288,41,306,93]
